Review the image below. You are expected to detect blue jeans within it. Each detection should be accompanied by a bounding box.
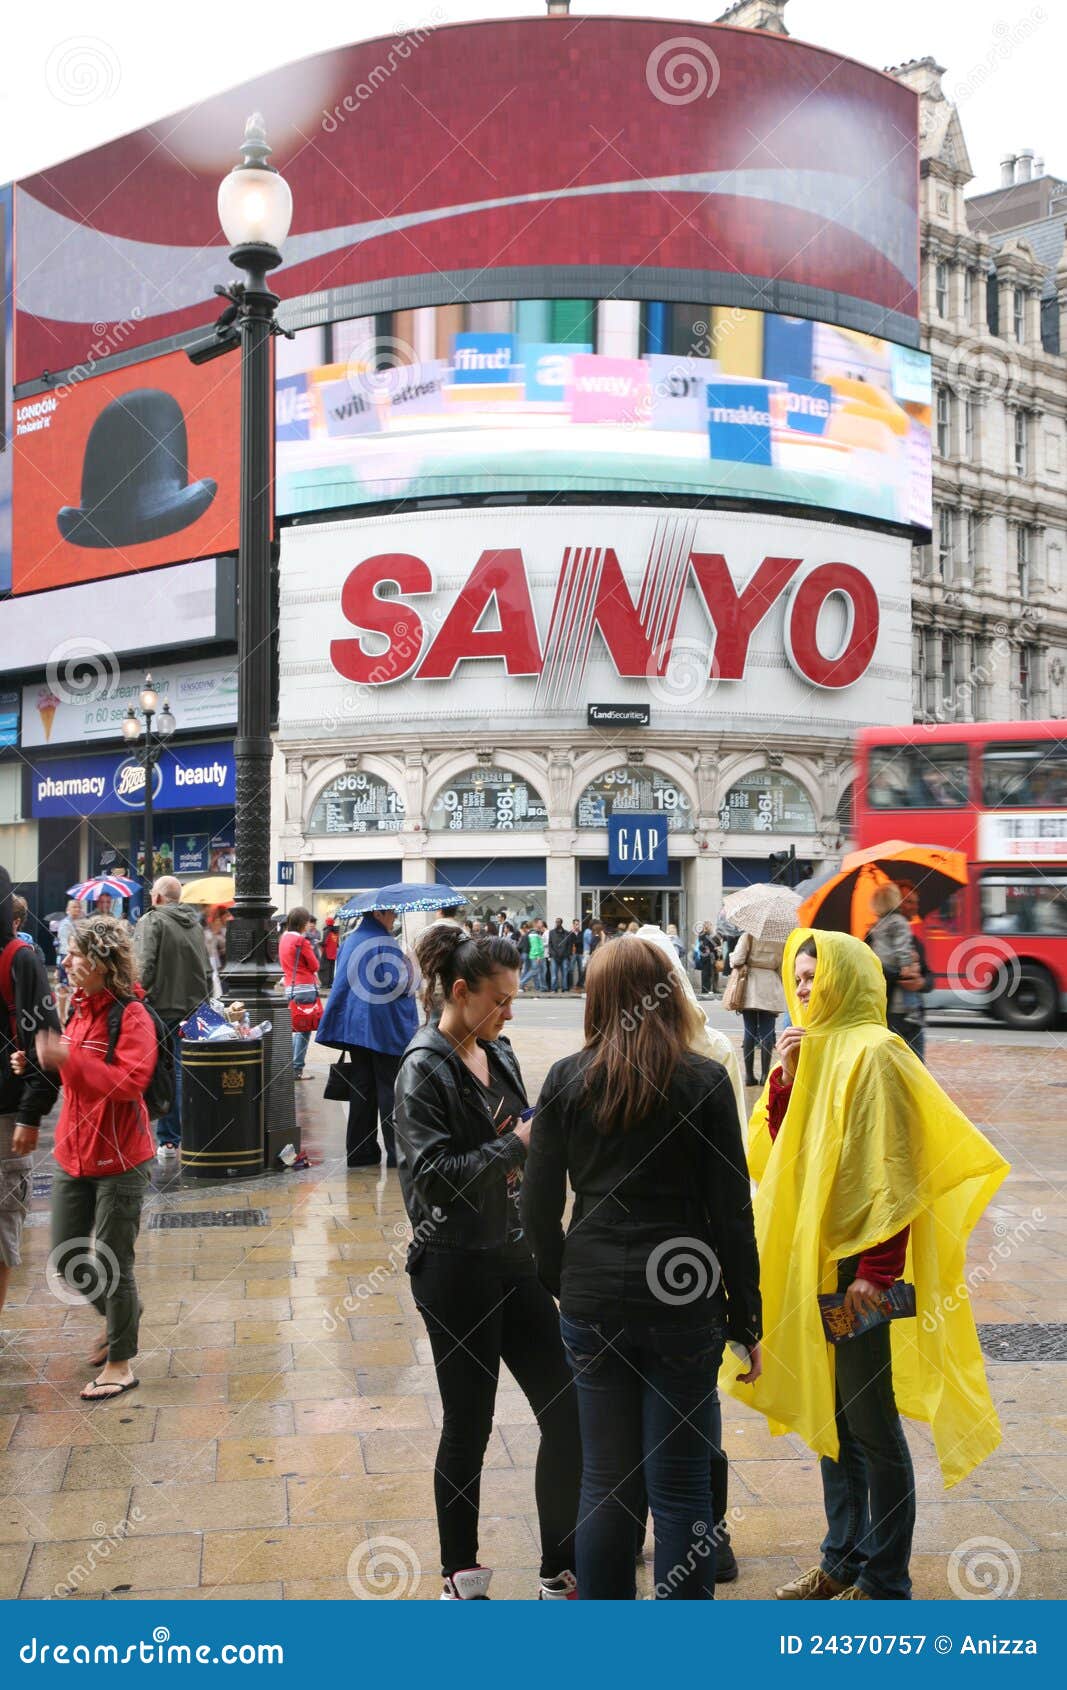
[291,1029,310,1076]
[550,959,568,991]
[155,1022,183,1147]
[560,1312,725,1599]
[819,1259,916,1598]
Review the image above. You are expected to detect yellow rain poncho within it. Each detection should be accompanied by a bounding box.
[721,928,1009,1488]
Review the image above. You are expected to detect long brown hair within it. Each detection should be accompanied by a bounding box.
[71,915,139,999]
[581,936,691,1132]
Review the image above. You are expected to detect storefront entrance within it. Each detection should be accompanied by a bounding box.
[581,888,682,932]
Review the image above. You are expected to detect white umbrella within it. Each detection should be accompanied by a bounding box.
[722,882,802,944]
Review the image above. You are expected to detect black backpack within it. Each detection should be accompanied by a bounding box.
[105,997,176,1120]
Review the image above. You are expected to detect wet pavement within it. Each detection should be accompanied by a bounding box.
[1,1000,1065,1601]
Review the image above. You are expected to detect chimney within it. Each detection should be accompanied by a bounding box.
[1016,149,1034,182]
[545,0,571,13]
[1000,154,1017,187]
[1033,155,1045,178]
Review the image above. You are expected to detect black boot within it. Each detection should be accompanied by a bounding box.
[714,1523,739,1583]
[744,1058,757,1087]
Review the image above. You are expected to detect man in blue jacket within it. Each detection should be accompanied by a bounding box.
[316,908,419,1168]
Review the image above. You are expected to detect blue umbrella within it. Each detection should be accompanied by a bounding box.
[333,882,471,919]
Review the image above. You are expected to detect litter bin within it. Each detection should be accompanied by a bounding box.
[180,1035,267,1179]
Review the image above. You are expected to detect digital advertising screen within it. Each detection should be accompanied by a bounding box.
[11,348,241,595]
[277,304,931,532]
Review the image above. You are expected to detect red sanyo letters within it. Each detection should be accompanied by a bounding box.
[330,546,880,691]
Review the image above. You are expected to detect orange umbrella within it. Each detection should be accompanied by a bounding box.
[798,842,968,938]
[797,862,891,938]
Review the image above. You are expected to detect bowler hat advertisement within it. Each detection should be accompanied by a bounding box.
[11,347,241,594]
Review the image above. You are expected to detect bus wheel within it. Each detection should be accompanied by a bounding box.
[994,963,1058,1031]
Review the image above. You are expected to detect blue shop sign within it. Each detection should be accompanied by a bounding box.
[174,833,210,874]
[608,813,668,877]
[31,743,236,819]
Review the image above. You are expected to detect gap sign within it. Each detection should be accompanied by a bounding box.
[608,813,668,878]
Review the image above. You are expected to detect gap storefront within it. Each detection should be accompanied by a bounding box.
[29,741,236,919]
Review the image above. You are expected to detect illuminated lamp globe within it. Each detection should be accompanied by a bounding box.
[218,113,292,253]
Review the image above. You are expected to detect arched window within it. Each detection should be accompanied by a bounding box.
[575,765,693,833]
[308,771,405,835]
[427,767,547,832]
[719,770,816,834]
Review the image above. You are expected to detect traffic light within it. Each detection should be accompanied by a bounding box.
[768,846,797,886]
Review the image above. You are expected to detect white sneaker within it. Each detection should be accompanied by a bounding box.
[440,1566,492,1600]
[156,1144,178,1163]
[538,1570,578,1600]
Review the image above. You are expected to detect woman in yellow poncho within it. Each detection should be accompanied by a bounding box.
[721,928,1008,1602]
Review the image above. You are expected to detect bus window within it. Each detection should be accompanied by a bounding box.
[981,742,1067,807]
[867,744,969,809]
[981,875,1067,934]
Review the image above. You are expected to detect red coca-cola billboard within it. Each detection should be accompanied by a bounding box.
[15,17,919,382]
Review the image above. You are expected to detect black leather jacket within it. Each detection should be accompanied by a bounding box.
[393,1025,528,1251]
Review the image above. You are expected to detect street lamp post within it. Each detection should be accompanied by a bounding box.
[213,114,295,1144]
[122,675,176,909]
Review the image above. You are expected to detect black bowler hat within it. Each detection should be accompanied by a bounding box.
[57,388,217,549]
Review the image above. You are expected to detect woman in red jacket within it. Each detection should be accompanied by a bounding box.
[36,915,157,1401]
[279,907,321,1080]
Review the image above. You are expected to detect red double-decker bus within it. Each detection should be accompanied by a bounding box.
[853,721,1067,1029]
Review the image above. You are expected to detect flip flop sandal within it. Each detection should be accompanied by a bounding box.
[80,1377,139,1402]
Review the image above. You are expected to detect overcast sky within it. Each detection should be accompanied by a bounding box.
[0,0,1059,194]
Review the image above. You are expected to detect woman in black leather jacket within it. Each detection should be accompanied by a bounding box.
[393,925,581,1602]
[522,934,762,1600]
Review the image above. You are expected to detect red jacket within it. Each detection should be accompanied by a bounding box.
[53,989,157,1178]
[279,931,320,990]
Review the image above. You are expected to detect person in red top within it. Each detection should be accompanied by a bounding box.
[35,915,157,1401]
[279,907,321,1080]
[320,920,340,990]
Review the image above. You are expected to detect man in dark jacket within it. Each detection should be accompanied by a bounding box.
[133,875,211,1160]
[0,866,61,1326]
[548,917,572,992]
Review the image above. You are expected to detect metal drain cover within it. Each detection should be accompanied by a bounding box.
[146,1208,270,1230]
[979,1323,1067,1362]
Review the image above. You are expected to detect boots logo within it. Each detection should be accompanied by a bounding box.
[113,759,163,808]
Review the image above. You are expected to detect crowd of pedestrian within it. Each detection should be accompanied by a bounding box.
[0,859,1005,1601]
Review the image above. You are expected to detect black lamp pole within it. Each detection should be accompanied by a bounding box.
[213,115,295,1146]
[122,676,174,911]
